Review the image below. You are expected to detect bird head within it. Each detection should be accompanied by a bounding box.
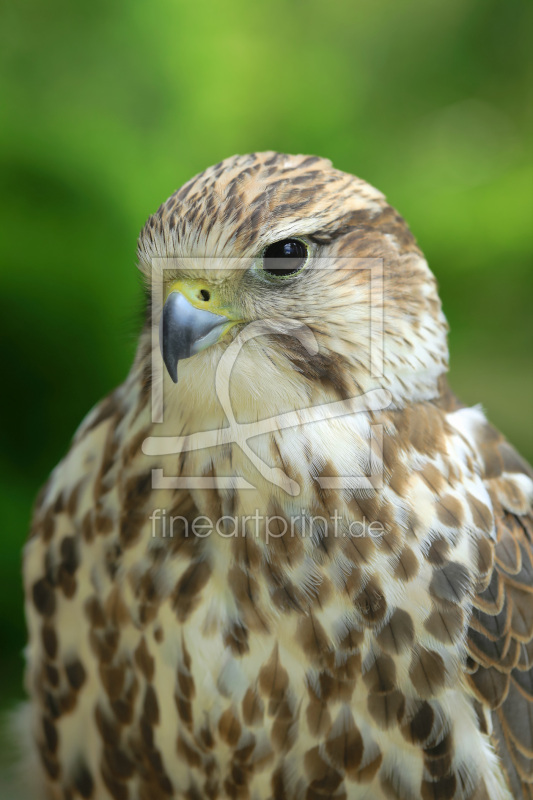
[136,152,449,417]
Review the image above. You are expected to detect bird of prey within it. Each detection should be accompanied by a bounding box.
[20,152,532,800]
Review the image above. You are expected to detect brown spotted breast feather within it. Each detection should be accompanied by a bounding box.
[19,153,533,799]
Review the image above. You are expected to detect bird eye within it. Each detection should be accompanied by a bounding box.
[261,238,309,277]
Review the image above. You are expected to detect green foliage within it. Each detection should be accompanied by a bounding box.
[0,0,531,708]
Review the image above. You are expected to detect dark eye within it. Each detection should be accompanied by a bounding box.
[262,238,308,277]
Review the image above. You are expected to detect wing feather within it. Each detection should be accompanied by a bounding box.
[465,423,533,798]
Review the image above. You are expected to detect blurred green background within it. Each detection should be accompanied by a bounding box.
[0,0,531,718]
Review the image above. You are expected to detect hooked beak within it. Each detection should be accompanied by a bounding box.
[160,283,239,383]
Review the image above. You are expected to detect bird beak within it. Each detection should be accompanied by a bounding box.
[160,281,240,383]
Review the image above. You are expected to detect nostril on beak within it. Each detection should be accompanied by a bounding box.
[199,289,210,302]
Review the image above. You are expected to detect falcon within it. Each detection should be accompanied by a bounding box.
[20,153,533,800]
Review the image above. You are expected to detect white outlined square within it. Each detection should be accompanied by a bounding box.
[142,257,390,494]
